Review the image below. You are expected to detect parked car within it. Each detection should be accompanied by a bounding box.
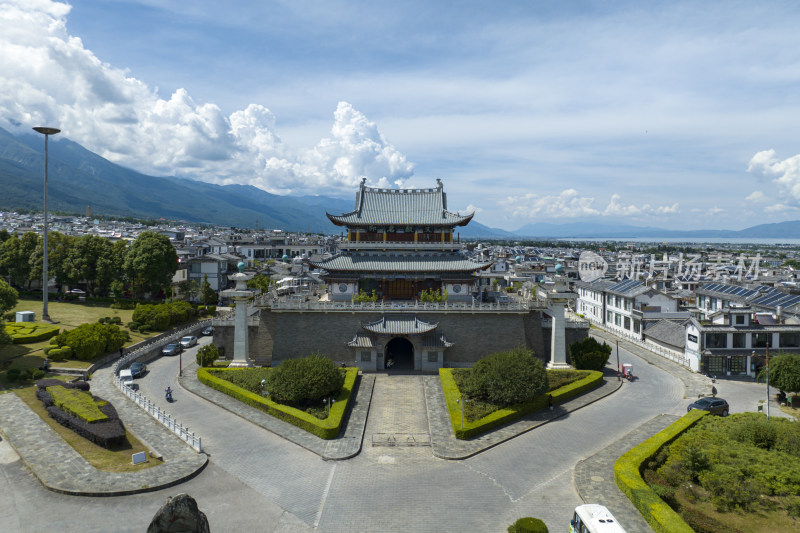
[202,326,213,336]
[180,335,198,349]
[119,369,138,390]
[129,362,147,378]
[687,396,729,416]
[162,342,181,356]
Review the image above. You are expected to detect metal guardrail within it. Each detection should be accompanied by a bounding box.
[112,319,211,452]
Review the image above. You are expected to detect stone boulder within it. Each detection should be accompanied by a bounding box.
[147,494,210,533]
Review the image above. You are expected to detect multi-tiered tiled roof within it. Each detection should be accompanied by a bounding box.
[326,178,473,227]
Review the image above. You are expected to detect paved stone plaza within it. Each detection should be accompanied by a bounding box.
[0,333,791,532]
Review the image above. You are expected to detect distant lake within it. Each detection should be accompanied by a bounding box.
[558,237,800,246]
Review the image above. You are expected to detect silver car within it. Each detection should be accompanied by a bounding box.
[180,335,198,349]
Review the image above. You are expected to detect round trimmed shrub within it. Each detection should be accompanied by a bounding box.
[196,344,219,367]
[464,347,548,406]
[31,369,45,380]
[149,311,170,331]
[508,517,548,533]
[6,368,21,381]
[266,354,345,406]
[569,337,612,371]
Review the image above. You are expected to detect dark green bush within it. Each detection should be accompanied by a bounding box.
[569,337,612,371]
[109,316,122,325]
[126,321,140,330]
[31,369,45,380]
[48,346,72,361]
[54,323,129,361]
[463,346,547,406]
[507,517,548,533]
[6,368,21,381]
[133,301,196,331]
[196,344,219,367]
[266,354,345,406]
[206,305,216,315]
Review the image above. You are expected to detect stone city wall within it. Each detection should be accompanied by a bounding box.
[214,308,588,367]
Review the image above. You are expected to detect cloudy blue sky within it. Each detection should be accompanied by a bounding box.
[2,0,800,231]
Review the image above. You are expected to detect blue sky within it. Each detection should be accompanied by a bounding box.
[2,1,800,231]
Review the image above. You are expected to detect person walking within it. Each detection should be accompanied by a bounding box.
[548,394,553,411]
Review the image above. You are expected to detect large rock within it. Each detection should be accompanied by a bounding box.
[147,494,210,533]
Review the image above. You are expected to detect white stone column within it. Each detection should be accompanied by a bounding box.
[222,263,259,368]
[537,275,576,370]
[547,301,571,369]
[229,296,251,368]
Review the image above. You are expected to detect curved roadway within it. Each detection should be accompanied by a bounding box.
[0,335,697,532]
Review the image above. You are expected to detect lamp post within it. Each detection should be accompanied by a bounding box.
[616,339,620,381]
[325,396,336,427]
[766,344,770,421]
[33,126,60,323]
[456,394,468,429]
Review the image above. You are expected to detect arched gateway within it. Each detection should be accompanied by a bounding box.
[385,337,414,370]
[346,315,453,371]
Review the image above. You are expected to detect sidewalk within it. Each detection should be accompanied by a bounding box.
[425,373,624,459]
[180,361,623,461]
[0,366,207,496]
[574,414,679,533]
[178,360,375,460]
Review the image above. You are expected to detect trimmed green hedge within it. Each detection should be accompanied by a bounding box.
[47,385,108,423]
[5,322,60,344]
[198,366,358,439]
[614,410,707,533]
[440,368,603,439]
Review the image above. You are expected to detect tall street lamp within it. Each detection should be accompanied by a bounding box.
[33,126,60,323]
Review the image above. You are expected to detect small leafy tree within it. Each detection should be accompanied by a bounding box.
[247,274,272,292]
[464,347,548,406]
[196,344,219,367]
[352,289,378,303]
[201,274,218,305]
[419,288,448,302]
[0,279,18,346]
[568,337,612,371]
[266,354,345,406]
[758,353,800,394]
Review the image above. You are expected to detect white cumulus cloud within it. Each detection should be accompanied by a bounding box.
[0,0,413,196]
[603,193,679,216]
[745,190,767,203]
[502,189,600,219]
[748,149,800,204]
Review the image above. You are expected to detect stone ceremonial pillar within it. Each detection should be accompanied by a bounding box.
[221,262,259,368]
[538,271,577,370]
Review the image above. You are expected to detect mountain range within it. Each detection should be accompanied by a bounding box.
[2,126,799,239]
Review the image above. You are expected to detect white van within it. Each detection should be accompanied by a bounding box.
[119,369,137,390]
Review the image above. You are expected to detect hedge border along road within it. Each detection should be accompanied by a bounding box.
[614,409,708,533]
[440,369,604,440]
[197,366,358,440]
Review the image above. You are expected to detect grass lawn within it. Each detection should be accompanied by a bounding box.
[14,381,162,472]
[1,298,159,388]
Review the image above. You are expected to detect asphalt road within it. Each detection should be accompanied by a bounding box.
[0,335,743,532]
